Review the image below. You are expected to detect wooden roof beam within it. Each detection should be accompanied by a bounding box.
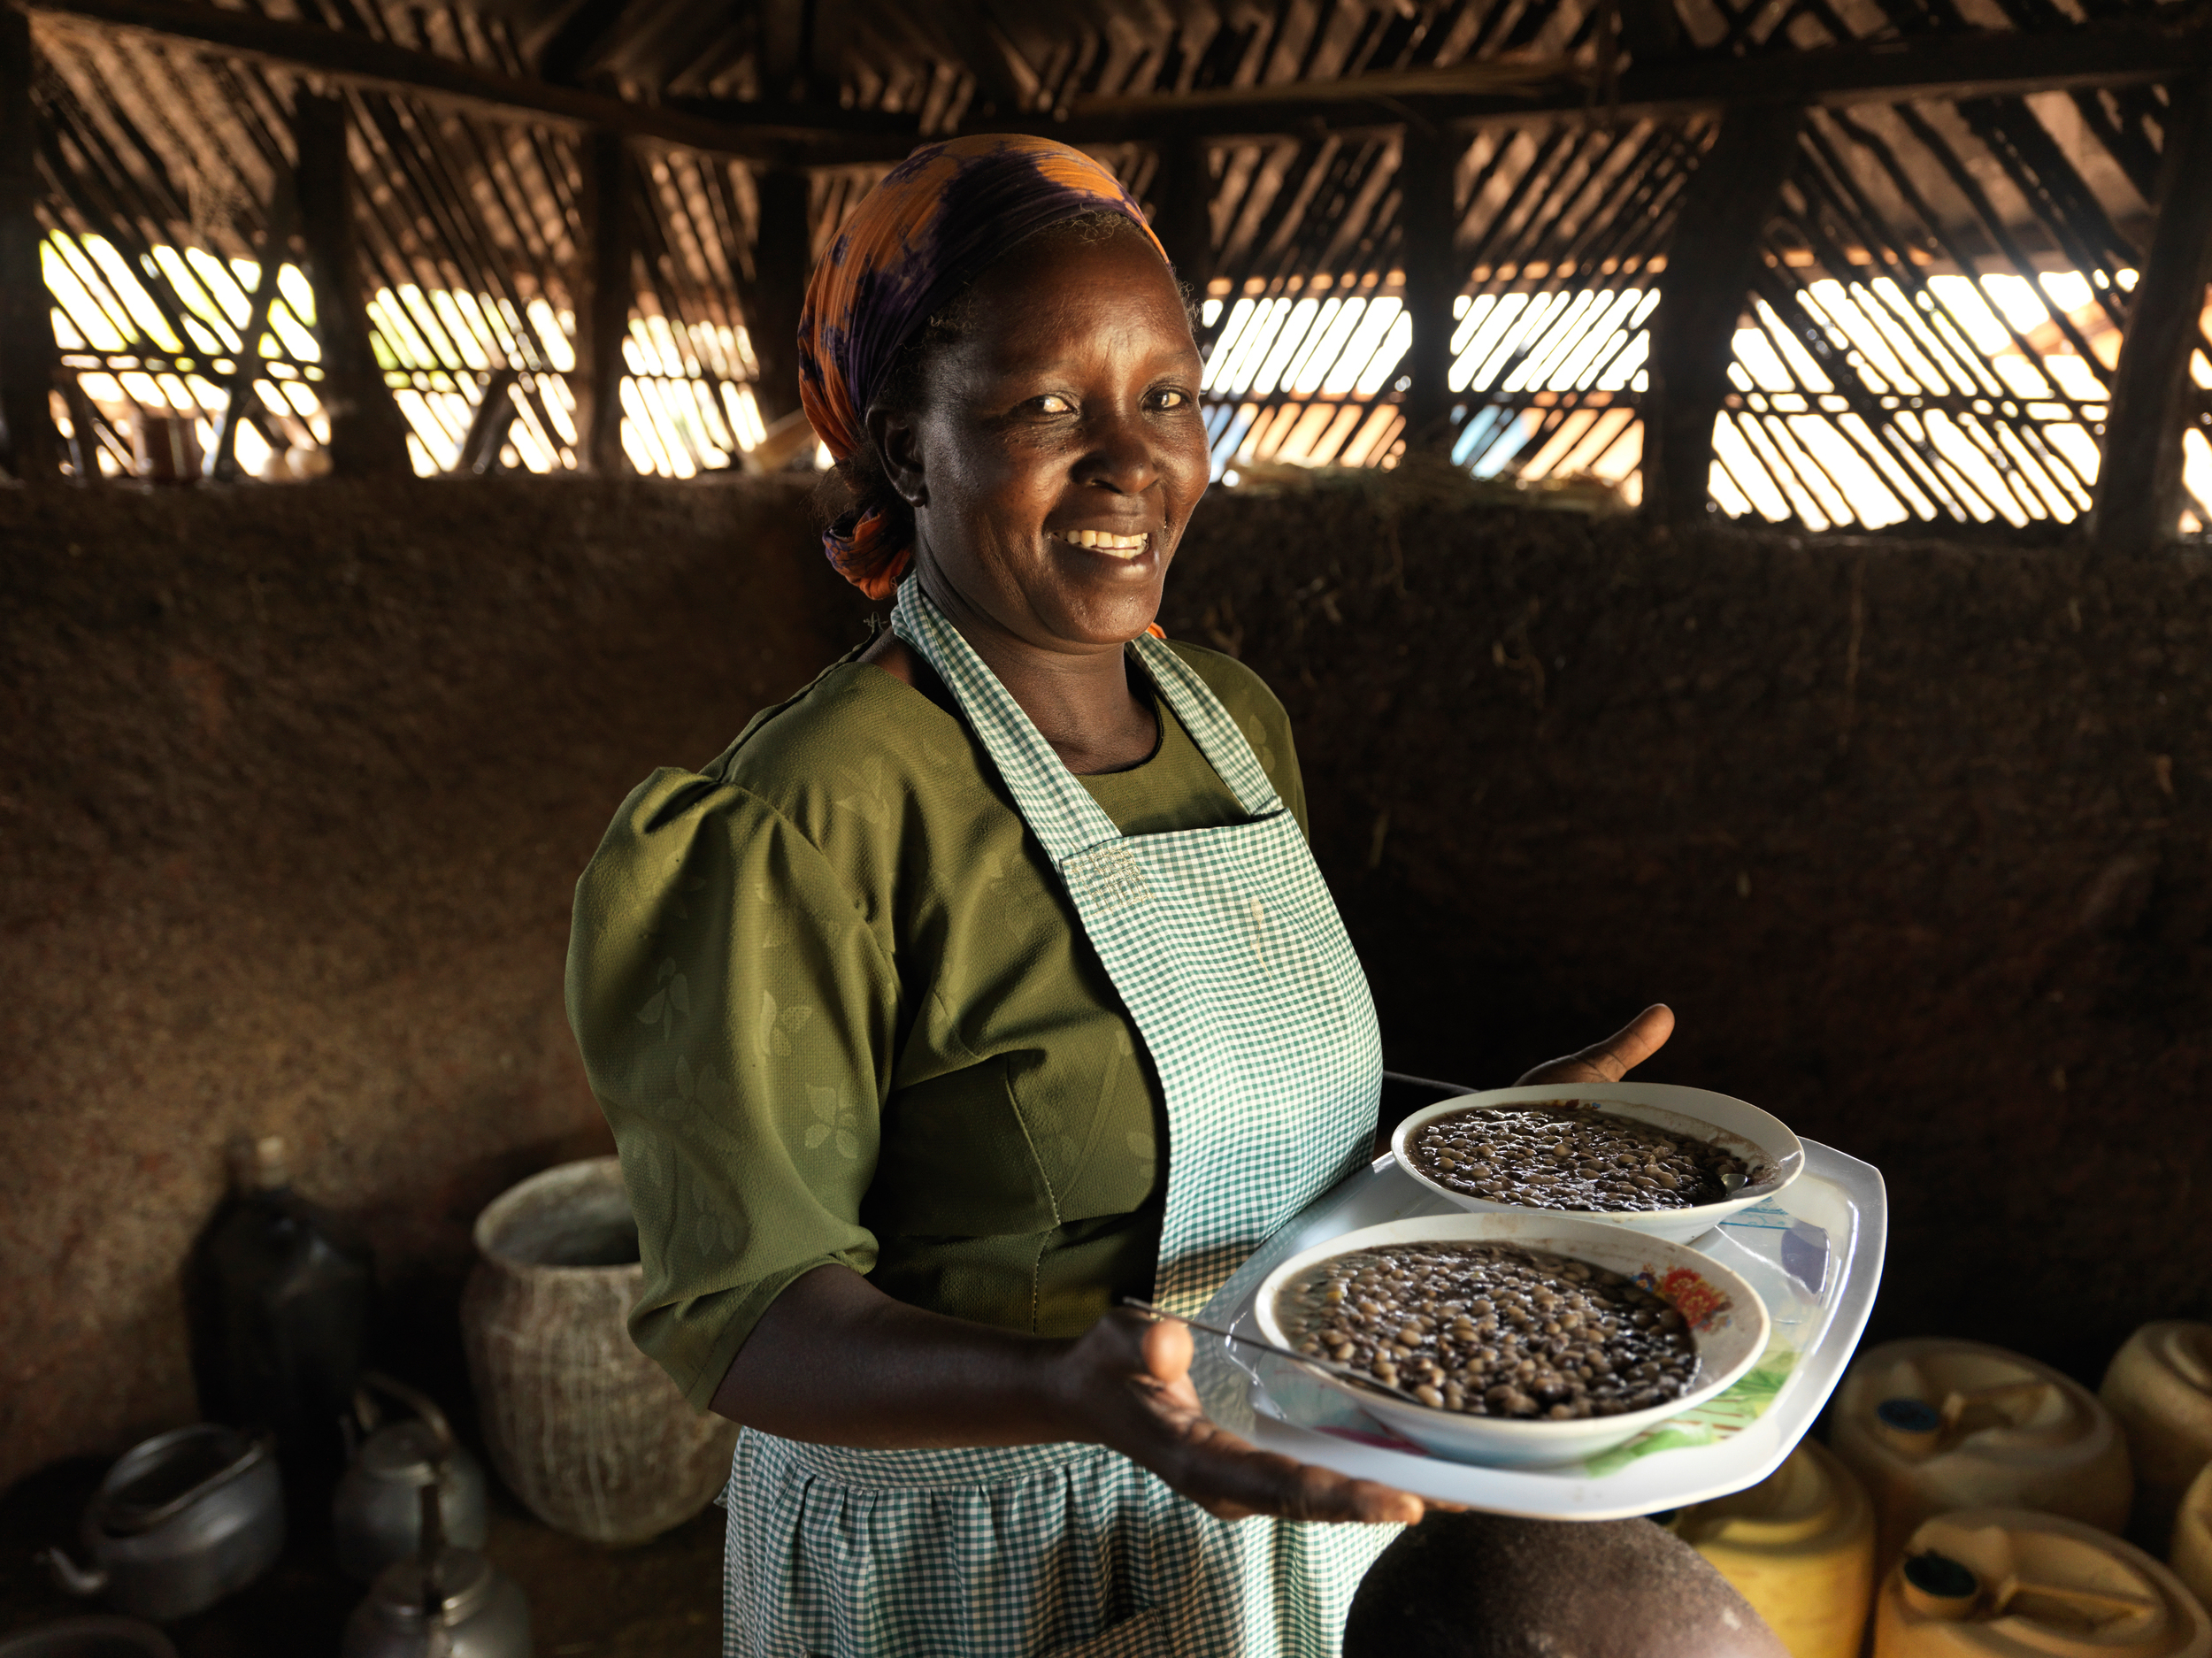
[7,0,911,163]
[2094,69,2212,553]
[533,0,638,87]
[1035,15,2212,142]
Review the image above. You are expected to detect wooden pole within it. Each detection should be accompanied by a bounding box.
[1398,125,1461,453]
[2093,71,2212,555]
[209,173,295,480]
[1642,102,1804,524]
[294,91,412,478]
[454,367,518,474]
[574,129,634,472]
[1617,0,1683,64]
[0,4,59,480]
[741,164,809,426]
[1151,137,1215,301]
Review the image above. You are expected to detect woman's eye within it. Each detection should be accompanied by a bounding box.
[1151,388,1190,410]
[1036,393,1075,414]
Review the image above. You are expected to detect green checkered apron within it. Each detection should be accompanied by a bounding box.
[722,577,1391,1657]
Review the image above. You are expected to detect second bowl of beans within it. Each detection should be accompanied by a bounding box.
[1388,1083,1806,1244]
[1251,1210,1772,1469]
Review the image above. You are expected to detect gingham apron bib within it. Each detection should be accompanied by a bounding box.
[722,578,1390,1658]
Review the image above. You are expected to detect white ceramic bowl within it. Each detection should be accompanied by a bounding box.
[1389,1082,1806,1244]
[1253,1211,1771,1468]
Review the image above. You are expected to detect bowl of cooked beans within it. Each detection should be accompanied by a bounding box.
[1252,1211,1771,1468]
[1388,1083,1805,1244]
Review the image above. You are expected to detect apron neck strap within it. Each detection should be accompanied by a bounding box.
[1126,632,1282,819]
[888,579,1286,865]
[890,579,1121,866]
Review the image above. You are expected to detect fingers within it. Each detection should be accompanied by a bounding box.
[1587,1003,1674,1079]
[1517,1003,1675,1086]
[1084,1312,1427,1525]
[1139,1314,1194,1383]
[1165,1419,1427,1524]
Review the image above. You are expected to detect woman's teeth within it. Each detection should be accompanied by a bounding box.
[1053,529,1148,557]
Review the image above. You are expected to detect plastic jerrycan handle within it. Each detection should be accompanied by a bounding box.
[1875,1378,2068,1459]
[1902,1549,2165,1633]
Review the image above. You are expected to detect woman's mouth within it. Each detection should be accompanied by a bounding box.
[1048,529,1150,559]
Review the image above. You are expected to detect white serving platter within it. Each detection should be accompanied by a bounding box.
[1188,1137,1886,1521]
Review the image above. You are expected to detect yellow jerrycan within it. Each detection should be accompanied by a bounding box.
[1872,1507,2210,1658]
[1673,1439,1878,1658]
[1832,1339,2133,1569]
[2171,1461,2212,1614]
[2101,1324,2212,1554]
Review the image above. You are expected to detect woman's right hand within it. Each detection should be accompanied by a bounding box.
[1049,1308,1437,1524]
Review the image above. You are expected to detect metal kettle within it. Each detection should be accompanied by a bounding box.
[333,1372,488,1582]
[38,1424,286,1622]
[341,1487,529,1658]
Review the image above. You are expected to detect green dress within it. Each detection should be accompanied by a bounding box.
[565,641,1308,1408]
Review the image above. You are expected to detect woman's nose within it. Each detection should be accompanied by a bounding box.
[1075,405,1164,495]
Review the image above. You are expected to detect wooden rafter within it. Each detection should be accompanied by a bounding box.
[8,0,906,163]
[14,0,2212,163]
[1042,16,2212,142]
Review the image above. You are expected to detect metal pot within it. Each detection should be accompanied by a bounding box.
[0,1617,178,1658]
[340,1547,531,1658]
[334,1373,488,1583]
[38,1424,286,1622]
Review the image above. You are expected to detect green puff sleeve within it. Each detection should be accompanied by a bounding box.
[565,765,898,1409]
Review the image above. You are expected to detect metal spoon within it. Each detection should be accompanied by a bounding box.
[1119,1297,1435,1410]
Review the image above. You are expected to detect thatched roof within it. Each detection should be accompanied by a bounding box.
[5,0,2206,543]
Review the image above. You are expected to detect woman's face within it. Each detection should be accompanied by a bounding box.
[873,221,1210,653]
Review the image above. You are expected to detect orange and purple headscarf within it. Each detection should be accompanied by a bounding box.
[797,134,1168,600]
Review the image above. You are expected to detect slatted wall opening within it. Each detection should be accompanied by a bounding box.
[1717,89,2157,532]
[31,15,779,482]
[12,0,2210,541]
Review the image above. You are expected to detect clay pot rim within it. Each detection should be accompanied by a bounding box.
[472,1155,642,1276]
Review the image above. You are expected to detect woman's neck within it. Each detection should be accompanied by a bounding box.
[865,565,1158,776]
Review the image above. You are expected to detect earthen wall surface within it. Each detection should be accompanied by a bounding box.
[0,476,864,1490]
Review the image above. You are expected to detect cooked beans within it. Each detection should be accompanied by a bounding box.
[1409,1102,1747,1213]
[1278,1241,1699,1419]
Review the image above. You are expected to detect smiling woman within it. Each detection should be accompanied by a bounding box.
[563,135,1668,1658]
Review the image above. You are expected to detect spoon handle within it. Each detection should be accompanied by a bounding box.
[1118,1297,1432,1409]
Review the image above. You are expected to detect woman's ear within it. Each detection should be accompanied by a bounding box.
[867,406,927,508]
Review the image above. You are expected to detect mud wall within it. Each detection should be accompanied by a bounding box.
[3,471,2206,1490]
[0,476,864,1492]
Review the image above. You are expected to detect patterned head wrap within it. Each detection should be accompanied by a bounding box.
[797,134,1169,599]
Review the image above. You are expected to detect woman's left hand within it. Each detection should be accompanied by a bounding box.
[1054,1309,1452,1525]
[1516,1003,1675,1086]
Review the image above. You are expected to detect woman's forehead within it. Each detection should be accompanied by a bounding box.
[956,228,1195,367]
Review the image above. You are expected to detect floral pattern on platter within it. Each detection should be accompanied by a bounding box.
[1637,1265,1733,1335]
